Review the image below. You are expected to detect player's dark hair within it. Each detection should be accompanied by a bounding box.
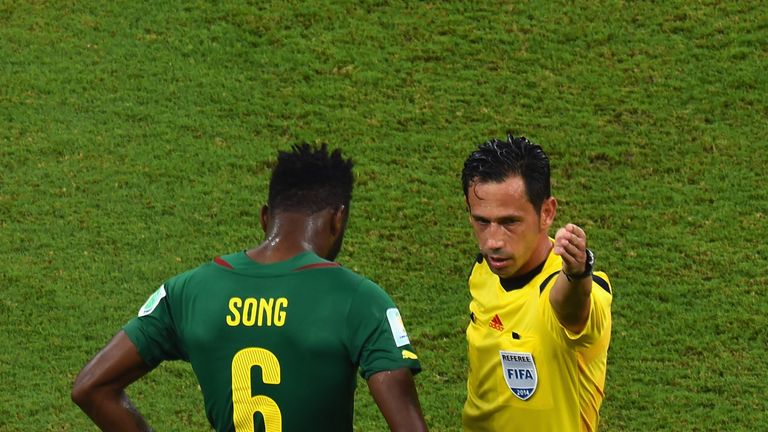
[461,133,551,213]
[268,143,354,214]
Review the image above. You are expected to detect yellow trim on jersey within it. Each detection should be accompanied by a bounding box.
[462,246,612,432]
[401,349,419,360]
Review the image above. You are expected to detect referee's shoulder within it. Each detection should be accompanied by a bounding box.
[466,253,484,281]
[592,270,612,295]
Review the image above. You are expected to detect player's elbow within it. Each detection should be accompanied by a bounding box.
[71,370,98,410]
[71,379,89,409]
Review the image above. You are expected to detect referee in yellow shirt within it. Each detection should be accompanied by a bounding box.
[460,134,613,432]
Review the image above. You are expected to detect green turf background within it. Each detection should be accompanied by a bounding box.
[1,1,766,430]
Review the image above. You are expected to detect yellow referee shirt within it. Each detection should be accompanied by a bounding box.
[463,247,612,432]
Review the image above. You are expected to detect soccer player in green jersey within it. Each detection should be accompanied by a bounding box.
[72,144,428,432]
[460,134,612,432]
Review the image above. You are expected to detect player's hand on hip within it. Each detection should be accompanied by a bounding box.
[554,223,588,275]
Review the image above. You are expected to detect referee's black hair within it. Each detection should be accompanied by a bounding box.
[461,133,551,213]
[268,143,354,214]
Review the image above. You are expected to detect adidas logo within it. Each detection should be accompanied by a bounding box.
[489,314,504,331]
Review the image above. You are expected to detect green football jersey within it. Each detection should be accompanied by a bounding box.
[123,251,421,432]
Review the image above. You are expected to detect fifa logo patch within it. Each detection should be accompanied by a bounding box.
[499,351,538,401]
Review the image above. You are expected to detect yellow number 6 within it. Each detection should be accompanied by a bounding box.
[231,348,282,432]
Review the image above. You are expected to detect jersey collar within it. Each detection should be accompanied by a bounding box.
[499,259,547,291]
[216,251,336,275]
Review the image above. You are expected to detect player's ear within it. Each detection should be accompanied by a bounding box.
[260,205,269,233]
[540,197,557,230]
[331,205,348,236]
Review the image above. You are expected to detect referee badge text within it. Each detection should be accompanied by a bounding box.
[499,351,538,401]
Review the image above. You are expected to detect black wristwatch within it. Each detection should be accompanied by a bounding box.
[564,248,594,281]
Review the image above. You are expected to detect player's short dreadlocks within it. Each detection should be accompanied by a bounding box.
[461,133,551,213]
[268,143,354,214]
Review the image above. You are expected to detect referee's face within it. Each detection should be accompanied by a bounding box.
[467,175,554,279]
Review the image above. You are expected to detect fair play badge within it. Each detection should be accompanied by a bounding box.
[138,284,167,317]
[386,308,411,347]
[499,351,538,401]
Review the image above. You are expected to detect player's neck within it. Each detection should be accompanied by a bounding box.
[247,212,332,264]
[246,241,313,264]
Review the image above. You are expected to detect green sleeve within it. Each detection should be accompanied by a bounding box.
[122,274,190,368]
[346,279,422,380]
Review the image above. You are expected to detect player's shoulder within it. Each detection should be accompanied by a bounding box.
[162,256,231,293]
[163,267,199,287]
[187,251,254,278]
[292,259,365,281]
[328,266,394,304]
[287,259,382,295]
[335,265,383,292]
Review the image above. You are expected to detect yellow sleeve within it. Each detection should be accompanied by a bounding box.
[542,271,613,349]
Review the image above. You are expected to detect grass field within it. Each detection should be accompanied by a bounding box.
[1,1,767,430]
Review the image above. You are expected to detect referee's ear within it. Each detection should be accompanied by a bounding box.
[539,197,557,232]
[260,205,269,233]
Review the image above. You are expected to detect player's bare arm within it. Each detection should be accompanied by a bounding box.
[72,331,154,432]
[551,223,593,334]
[368,368,429,432]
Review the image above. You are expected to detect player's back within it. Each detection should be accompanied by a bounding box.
[150,250,407,432]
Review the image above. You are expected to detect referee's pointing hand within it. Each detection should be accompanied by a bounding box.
[554,223,588,277]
